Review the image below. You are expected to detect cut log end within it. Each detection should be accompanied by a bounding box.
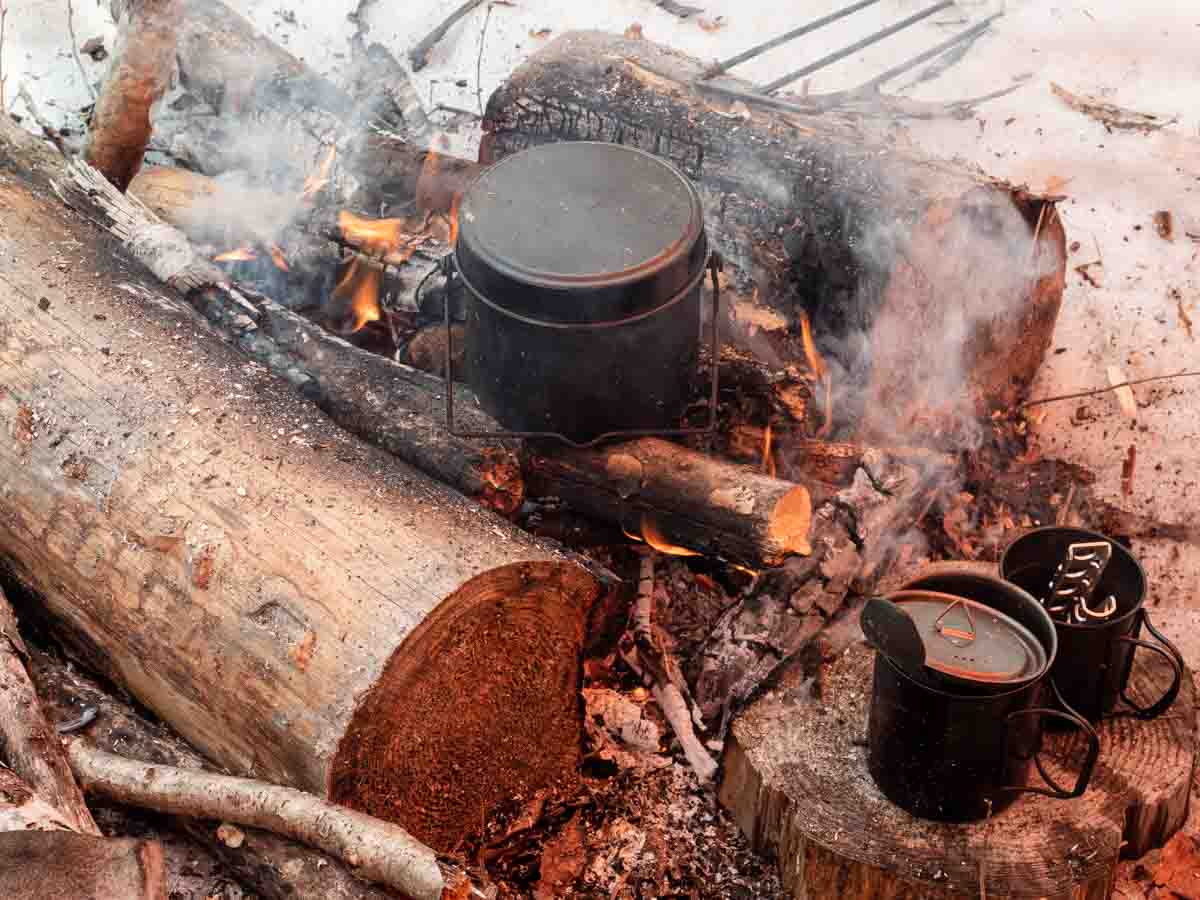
[767,485,813,559]
[329,561,600,851]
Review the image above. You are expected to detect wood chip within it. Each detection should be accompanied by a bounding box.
[1153,210,1174,241]
[1106,365,1138,418]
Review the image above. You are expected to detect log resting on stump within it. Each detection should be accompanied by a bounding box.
[719,638,1196,898]
[481,31,1066,441]
[0,154,602,856]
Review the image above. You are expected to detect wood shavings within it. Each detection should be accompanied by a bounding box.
[1051,82,1178,131]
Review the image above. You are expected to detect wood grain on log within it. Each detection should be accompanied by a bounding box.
[0,830,167,899]
[0,163,601,855]
[0,587,99,834]
[30,646,402,900]
[481,31,1065,441]
[720,639,1195,898]
[84,0,183,191]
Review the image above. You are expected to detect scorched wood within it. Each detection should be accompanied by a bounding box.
[0,141,603,855]
[481,31,1066,441]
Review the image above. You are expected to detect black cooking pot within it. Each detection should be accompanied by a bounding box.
[866,568,1100,822]
[445,141,718,446]
[1000,526,1183,723]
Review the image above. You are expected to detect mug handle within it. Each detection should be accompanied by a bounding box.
[1118,611,1184,720]
[1004,682,1100,799]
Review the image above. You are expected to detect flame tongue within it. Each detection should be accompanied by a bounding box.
[214,246,257,262]
[338,210,427,262]
[331,256,383,334]
[636,514,702,558]
[302,145,337,200]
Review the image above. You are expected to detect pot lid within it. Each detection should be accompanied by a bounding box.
[888,589,1048,685]
[456,142,704,292]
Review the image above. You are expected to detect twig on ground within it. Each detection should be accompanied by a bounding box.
[475,2,493,118]
[0,0,9,111]
[0,587,99,834]
[66,741,495,900]
[1019,371,1200,409]
[1056,482,1076,526]
[66,0,97,103]
[408,0,487,72]
[655,0,704,18]
[1051,82,1177,131]
[624,552,719,783]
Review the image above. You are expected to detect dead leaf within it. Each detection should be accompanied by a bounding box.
[528,27,551,39]
[623,23,644,40]
[191,546,216,589]
[1051,82,1178,131]
[697,16,726,31]
[1175,288,1194,340]
[1153,832,1200,897]
[290,630,317,671]
[533,813,588,900]
[1154,210,1174,241]
[61,452,89,480]
[13,403,34,445]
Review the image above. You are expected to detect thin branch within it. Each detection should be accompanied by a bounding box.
[475,2,493,118]
[0,0,9,112]
[16,84,70,154]
[408,0,487,72]
[1019,370,1200,409]
[66,0,97,103]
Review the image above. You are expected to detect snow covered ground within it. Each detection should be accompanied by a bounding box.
[4,0,1198,627]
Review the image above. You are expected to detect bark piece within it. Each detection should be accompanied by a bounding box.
[0,588,98,834]
[0,830,167,899]
[67,741,474,900]
[719,639,1196,898]
[84,0,183,191]
[30,646,403,900]
[481,31,1066,443]
[0,155,602,855]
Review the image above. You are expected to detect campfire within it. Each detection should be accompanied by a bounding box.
[0,4,1196,900]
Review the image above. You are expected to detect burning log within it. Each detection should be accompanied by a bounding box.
[481,31,1066,443]
[84,0,183,191]
[0,587,98,835]
[0,131,604,856]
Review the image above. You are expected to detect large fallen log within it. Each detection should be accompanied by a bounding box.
[482,31,1067,443]
[0,131,604,857]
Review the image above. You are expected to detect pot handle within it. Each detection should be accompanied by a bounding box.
[1004,683,1100,800]
[1118,611,1184,720]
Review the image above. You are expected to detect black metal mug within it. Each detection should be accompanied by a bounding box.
[869,567,1100,822]
[1000,526,1183,723]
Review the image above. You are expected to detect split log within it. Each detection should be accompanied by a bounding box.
[0,766,168,898]
[0,139,603,857]
[30,645,402,900]
[481,31,1066,443]
[719,639,1196,898]
[0,587,98,834]
[84,0,183,191]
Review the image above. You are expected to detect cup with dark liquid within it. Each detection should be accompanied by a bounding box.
[999,526,1183,723]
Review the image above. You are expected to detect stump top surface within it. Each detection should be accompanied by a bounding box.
[724,640,1195,898]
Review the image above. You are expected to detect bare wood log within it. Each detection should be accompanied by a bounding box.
[0,831,168,899]
[67,741,486,900]
[481,31,1066,443]
[526,437,814,566]
[0,764,76,832]
[0,587,98,834]
[719,638,1195,898]
[84,0,183,191]
[29,645,404,900]
[0,132,603,856]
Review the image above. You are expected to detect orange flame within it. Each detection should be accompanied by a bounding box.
[798,310,834,437]
[331,257,383,334]
[269,244,290,272]
[636,514,701,558]
[214,246,257,262]
[761,422,777,478]
[337,210,426,262]
[448,193,461,246]
[302,145,337,200]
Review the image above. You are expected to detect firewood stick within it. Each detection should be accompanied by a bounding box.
[628,553,718,783]
[0,588,98,835]
[408,0,488,71]
[66,741,491,900]
[84,0,182,191]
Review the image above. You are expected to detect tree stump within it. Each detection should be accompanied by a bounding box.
[719,640,1195,899]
